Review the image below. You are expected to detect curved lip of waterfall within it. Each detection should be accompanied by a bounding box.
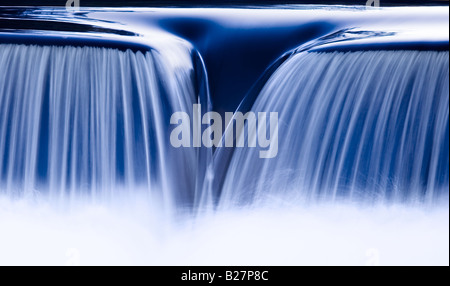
[1,6,448,54]
[226,25,449,122]
[292,28,449,54]
[0,7,137,35]
[294,29,396,52]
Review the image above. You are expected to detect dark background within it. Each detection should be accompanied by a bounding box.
[0,1,448,7]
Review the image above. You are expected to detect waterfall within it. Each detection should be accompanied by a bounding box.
[1,45,447,210]
[217,50,449,207]
[0,6,449,266]
[0,43,209,208]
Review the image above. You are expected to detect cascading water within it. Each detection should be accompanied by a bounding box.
[0,43,208,209]
[217,50,449,207]
[0,6,448,266]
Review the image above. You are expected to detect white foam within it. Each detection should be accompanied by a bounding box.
[0,196,447,266]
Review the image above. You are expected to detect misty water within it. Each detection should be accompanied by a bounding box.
[0,6,448,265]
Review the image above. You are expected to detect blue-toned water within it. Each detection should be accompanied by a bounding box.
[0,6,448,265]
[0,43,210,208]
